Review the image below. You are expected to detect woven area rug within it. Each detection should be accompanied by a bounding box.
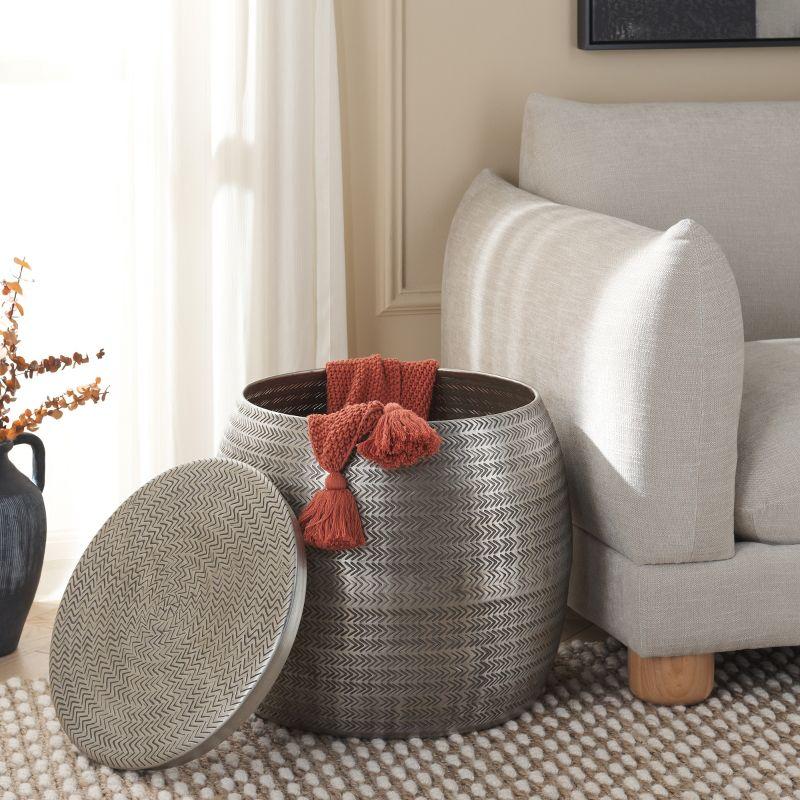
[3,638,800,800]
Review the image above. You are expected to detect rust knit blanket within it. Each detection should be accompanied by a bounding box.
[299,354,440,550]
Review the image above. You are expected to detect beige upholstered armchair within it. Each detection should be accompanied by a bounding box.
[442,95,800,704]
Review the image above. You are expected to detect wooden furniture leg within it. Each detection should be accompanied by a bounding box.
[628,650,714,705]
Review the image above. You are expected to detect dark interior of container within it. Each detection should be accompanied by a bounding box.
[243,369,534,421]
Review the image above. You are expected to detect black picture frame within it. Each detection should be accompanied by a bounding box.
[579,0,800,50]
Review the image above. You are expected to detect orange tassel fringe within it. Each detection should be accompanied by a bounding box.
[357,403,441,469]
[298,472,365,551]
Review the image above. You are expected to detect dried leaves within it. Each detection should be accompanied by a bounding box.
[0,378,109,442]
[17,349,104,379]
[0,259,108,442]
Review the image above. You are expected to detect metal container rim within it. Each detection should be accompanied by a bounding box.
[240,367,538,423]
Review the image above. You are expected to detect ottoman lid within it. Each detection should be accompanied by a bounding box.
[49,458,306,770]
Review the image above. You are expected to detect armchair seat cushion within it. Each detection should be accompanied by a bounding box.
[736,339,800,544]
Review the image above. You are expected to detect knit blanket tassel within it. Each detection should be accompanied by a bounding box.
[357,402,441,469]
[298,472,365,550]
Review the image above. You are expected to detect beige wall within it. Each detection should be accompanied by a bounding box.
[335,0,800,360]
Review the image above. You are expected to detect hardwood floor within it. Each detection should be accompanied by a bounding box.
[0,603,604,683]
[0,602,57,682]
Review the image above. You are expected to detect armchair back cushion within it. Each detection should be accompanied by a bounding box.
[519,94,800,342]
[442,171,743,565]
[735,338,800,544]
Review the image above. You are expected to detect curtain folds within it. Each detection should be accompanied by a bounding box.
[0,0,347,595]
[128,0,348,469]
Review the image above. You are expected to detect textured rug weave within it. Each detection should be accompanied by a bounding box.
[3,638,800,799]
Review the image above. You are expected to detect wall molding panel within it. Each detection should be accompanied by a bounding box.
[376,0,442,317]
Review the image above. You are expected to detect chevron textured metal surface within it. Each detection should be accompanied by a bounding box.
[220,369,572,737]
[49,458,306,770]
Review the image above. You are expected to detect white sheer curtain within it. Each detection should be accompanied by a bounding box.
[0,0,347,598]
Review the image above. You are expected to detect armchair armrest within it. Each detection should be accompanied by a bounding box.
[442,171,744,566]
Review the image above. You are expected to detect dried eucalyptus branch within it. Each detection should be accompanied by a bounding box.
[0,257,108,441]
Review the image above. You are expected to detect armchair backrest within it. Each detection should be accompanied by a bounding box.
[520,94,800,342]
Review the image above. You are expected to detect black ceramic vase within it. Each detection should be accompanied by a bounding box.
[0,433,46,656]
